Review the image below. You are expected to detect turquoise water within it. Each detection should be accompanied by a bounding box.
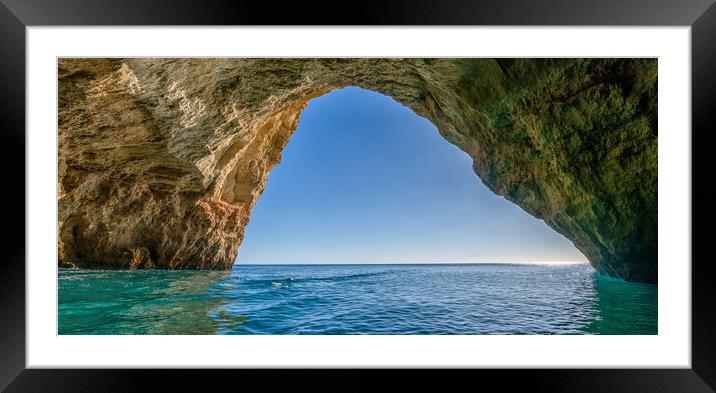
[58,263,657,335]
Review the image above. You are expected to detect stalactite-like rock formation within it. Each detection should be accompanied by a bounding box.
[58,58,657,283]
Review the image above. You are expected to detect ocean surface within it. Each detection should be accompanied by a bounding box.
[58,263,657,335]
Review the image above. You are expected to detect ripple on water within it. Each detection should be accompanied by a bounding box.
[58,264,657,335]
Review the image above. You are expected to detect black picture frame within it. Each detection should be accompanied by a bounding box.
[2,0,715,391]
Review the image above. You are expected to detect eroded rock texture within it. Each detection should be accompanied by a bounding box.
[58,58,657,282]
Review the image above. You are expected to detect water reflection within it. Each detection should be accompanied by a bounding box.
[583,274,658,334]
[58,269,228,334]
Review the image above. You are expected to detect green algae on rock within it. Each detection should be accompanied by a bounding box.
[57,58,657,283]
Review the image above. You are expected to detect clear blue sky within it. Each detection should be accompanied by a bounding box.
[235,87,587,264]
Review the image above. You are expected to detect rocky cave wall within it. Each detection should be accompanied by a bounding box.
[57,58,658,283]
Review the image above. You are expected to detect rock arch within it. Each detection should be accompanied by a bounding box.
[57,58,657,282]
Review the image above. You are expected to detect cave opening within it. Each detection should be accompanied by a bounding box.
[57,59,659,335]
[235,86,588,266]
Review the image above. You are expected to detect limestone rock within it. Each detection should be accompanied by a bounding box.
[57,58,658,283]
[128,246,155,269]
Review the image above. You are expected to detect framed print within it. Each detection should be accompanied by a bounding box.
[3,0,716,391]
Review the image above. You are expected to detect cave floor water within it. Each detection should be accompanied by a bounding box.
[58,263,657,335]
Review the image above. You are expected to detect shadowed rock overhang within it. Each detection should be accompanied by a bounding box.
[57,58,658,283]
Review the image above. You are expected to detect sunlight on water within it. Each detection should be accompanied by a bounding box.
[58,264,657,335]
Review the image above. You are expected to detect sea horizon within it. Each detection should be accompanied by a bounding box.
[230,261,591,266]
[57,260,593,271]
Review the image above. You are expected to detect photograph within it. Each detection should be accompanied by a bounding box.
[4,0,713,388]
[57,58,658,335]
